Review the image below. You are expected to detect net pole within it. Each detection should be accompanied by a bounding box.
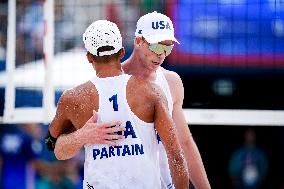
[43,0,55,123]
[4,0,16,122]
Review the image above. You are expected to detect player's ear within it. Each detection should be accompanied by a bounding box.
[119,47,125,60]
[134,37,143,48]
[86,52,93,63]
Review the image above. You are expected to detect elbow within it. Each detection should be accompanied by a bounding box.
[54,146,67,160]
[55,154,65,161]
[180,138,191,153]
[54,151,63,160]
[180,134,193,149]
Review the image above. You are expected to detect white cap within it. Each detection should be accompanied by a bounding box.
[83,20,122,56]
[135,11,180,44]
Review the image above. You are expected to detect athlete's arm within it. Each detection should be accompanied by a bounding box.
[46,91,75,152]
[54,111,124,160]
[166,71,211,189]
[47,91,75,145]
[50,92,125,160]
[48,92,82,159]
[153,85,189,189]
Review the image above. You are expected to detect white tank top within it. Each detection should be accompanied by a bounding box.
[84,74,161,189]
[155,67,175,189]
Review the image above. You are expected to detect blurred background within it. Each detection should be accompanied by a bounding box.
[0,0,284,188]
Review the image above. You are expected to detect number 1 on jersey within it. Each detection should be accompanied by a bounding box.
[109,94,118,111]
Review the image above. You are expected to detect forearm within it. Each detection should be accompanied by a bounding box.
[168,152,189,189]
[172,107,210,188]
[54,130,85,160]
[183,137,211,189]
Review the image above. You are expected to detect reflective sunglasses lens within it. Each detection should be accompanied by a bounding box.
[149,44,163,55]
[164,45,173,56]
[149,44,173,56]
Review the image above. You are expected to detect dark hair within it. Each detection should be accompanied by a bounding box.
[89,46,122,63]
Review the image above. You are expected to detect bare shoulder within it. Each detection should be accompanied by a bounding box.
[160,67,183,86]
[129,75,166,100]
[57,81,98,117]
[126,75,169,122]
[160,67,184,102]
[59,81,95,104]
[50,81,98,135]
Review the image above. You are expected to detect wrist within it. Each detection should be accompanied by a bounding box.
[74,128,86,146]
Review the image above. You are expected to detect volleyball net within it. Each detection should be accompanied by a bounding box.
[1,0,284,125]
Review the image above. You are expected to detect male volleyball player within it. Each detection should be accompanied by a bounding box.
[48,20,189,189]
[46,11,210,189]
[121,11,211,189]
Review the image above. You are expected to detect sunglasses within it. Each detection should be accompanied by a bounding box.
[142,38,174,56]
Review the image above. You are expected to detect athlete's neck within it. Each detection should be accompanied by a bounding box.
[122,54,157,82]
[94,60,123,78]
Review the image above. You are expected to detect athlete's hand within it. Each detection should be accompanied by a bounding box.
[77,110,125,146]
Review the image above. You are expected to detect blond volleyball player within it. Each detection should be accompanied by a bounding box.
[121,11,211,189]
[48,20,189,189]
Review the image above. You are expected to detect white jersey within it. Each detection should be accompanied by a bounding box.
[84,74,161,189]
[155,67,175,189]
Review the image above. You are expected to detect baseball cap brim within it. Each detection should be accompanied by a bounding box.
[143,34,180,44]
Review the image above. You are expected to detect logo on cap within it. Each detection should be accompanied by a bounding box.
[152,21,171,30]
[135,11,180,44]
